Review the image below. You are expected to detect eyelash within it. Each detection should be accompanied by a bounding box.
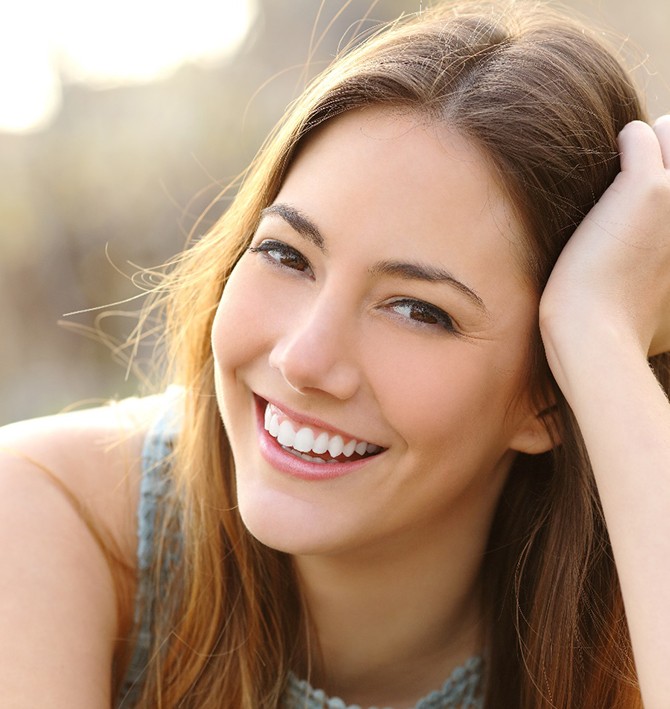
[387,299,457,333]
[248,239,457,334]
[248,240,313,275]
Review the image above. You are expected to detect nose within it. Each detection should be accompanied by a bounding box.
[268,295,361,400]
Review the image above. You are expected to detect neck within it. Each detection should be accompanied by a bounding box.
[293,516,489,707]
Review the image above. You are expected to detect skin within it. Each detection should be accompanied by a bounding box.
[0,395,163,708]
[211,108,553,704]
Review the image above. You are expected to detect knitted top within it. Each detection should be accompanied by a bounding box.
[115,392,484,708]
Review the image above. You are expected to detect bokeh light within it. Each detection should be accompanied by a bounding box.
[0,0,256,133]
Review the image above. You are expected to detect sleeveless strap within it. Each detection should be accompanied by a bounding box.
[115,389,182,707]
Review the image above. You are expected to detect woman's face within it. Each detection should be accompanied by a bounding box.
[212,108,548,558]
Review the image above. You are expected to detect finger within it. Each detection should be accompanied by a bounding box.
[617,120,665,175]
[653,115,670,169]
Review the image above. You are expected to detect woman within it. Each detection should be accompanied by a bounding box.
[1,1,669,707]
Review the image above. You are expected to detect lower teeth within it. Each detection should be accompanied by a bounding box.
[281,445,337,464]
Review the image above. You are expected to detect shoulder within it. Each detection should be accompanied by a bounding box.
[0,393,168,562]
[0,392,169,707]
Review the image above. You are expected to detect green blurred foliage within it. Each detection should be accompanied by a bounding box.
[1,0,668,424]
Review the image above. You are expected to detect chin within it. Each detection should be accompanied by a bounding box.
[235,483,353,556]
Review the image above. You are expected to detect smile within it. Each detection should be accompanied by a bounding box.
[262,401,383,465]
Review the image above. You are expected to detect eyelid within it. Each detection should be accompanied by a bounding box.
[248,238,302,256]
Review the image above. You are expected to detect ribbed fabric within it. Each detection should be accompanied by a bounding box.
[115,388,182,708]
[115,390,485,708]
[283,657,483,709]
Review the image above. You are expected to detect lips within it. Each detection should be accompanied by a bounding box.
[255,396,385,472]
[261,399,384,465]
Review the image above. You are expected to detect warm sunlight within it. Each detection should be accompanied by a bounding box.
[1,0,257,134]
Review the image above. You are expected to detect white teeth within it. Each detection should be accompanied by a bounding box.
[277,420,295,447]
[342,439,356,457]
[328,435,344,458]
[312,432,329,455]
[294,427,315,453]
[263,402,383,461]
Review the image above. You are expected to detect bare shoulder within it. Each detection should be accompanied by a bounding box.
[0,392,168,707]
[0,393,167,560]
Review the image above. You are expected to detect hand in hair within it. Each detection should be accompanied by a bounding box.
[540,115,670,369]
[539,115,670,709]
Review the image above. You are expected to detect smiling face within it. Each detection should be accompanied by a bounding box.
[211,108,550,559]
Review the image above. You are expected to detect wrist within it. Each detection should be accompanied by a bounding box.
[539,307,649,401]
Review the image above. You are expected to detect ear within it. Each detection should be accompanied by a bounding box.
[508,404,561,455]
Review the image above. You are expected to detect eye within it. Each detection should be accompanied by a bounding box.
[248,239,313,275]
[387,298,457,333]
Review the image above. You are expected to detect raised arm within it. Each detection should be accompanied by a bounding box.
[540,116,670,709]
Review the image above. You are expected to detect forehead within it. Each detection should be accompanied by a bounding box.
[276,108,529,290]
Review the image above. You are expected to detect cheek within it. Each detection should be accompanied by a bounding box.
[211,262,274,374]
[367,338,526,462]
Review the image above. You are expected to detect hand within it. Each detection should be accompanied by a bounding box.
[539,116,670,365]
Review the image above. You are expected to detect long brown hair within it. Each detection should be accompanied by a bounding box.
[127,2,668,706]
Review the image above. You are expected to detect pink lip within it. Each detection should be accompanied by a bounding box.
[254,396,384,481]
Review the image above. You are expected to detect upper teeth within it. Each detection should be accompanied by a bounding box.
[264,403,381,459]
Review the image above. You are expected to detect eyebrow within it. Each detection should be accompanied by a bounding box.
[259,202,488,315]
[369,260,488,314]
[260,204,325,250]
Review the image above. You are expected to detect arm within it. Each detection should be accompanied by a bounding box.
[540,117,670,709]
[0,454,118,708]
[0,398,157,707]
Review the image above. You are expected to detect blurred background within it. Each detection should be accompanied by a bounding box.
[1,0,669,425]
